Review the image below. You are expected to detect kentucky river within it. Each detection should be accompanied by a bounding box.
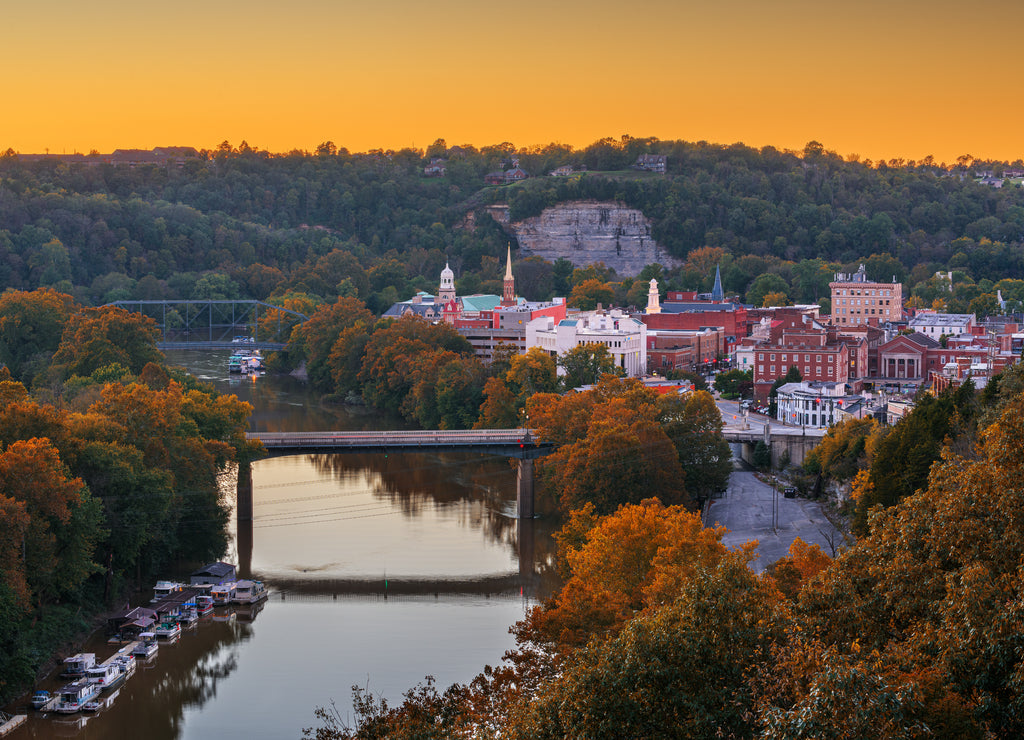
[7,350,560,739]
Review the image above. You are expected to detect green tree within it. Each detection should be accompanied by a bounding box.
[558,343,619,390]
[747,273,790,308]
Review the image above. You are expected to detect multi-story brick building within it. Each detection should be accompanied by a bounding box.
[830,264,904,328]
[751,314,851,401]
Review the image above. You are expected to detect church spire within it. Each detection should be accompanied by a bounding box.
[502,244,516,306]
[711,264,724,302]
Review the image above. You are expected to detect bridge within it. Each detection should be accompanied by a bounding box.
[721,419,826,467]
[244,429,554,520]
[106,299,309,350]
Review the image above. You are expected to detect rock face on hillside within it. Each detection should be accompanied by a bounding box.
[486,201,679,277]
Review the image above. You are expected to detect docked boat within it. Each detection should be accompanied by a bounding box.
[154,620,181,639]
[175,602,200,624]
[86,662,127,692]
[195,594,215,615]
[151,581,183,603]
[228,354,244,373]
[132,633,159,658]
[81,700,102,713]
[61,653,96,678]
[113,653,136,677]
[232,580,268,604]
[54,680,100,713]
[211,582,236,605]
[31,690,52,710]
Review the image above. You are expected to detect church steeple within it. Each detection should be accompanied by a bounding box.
[711,264,724,302]
[502,245,516,306]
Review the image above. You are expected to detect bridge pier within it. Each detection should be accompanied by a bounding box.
[517,458,534,519]
[236,461,253,577]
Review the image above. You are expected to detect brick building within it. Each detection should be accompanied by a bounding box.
[830,264,904,328]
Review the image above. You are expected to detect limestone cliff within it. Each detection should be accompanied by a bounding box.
[486,201,679,277]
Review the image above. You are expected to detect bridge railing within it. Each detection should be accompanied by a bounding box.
[249,429,539,448]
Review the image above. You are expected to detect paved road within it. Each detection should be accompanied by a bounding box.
[706,466,845,573]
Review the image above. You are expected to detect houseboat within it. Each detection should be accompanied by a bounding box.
[195,594,215,616]
[61,653,96,678]
[54,680,100,713]
[86,662,127,692]
[211,582,236,605]
[232,580,268,604]
[151,581,183,603]
[113,653,136,678]
[132,633,158,659]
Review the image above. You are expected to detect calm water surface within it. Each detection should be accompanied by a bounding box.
[9,351,558,739]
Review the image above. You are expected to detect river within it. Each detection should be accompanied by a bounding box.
[8,351,559,739]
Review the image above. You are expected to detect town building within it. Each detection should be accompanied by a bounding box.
[751,313,852,402]
[646,327,724,373]
[830,264,904,328]
[907,312,976,340]
[644,271,749,354]
[527,309,647,378]
[774,381,859,429]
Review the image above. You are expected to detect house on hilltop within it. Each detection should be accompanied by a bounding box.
[633,154,667,173]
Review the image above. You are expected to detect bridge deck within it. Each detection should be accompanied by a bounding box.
[247,429,552,458]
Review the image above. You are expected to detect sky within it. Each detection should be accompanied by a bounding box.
[4,0,1022,163]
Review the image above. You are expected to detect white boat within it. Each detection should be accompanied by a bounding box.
[30,690,52,710]
[113,652,136,677]
[232,580,268,604]
[132,633,159,658]
[211,582,236,605]
[195,594,214,615]
[86,662,127,692]
[54,680,100,713]
[153,620,181,639]
[151,581,183,603]
[61,653,96,678]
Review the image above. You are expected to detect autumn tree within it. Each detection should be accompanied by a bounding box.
[0,288,78,384]
[50,306,163,380]
[568,279,615,310]
[289,296,375,390]
[0,438,102,609]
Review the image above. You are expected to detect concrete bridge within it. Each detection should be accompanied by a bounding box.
[721,421,825,468]
[243,429,554,521]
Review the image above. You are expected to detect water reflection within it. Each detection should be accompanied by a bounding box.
[241,454,559,598]
[15,613,254,740]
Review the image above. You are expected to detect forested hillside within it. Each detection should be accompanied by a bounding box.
[2,138,1023,317]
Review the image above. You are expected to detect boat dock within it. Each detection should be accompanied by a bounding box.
[0,711,27,736]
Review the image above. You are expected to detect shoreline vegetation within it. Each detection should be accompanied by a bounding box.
[0,294,259,704]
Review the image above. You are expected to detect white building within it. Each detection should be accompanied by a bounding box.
[908,312,976,340]
[527,309,647,377]
[774,381,858,429]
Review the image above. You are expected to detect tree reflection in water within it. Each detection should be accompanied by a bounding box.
[308,451,561,591]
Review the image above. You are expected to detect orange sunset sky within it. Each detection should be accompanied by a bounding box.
[5,0,1022,163]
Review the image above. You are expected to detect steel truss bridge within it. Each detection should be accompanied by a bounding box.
[105,299,308,350]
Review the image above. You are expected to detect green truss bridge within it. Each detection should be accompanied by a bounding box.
[106,299,309,350]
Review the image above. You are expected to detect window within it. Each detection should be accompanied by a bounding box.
[805,354,810,362]
[758,353,764,361]
[770,354,776,361]
[804,366,810,375]
[770,366,776,374]
[781,354,787,361]
[816,355,821,362]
